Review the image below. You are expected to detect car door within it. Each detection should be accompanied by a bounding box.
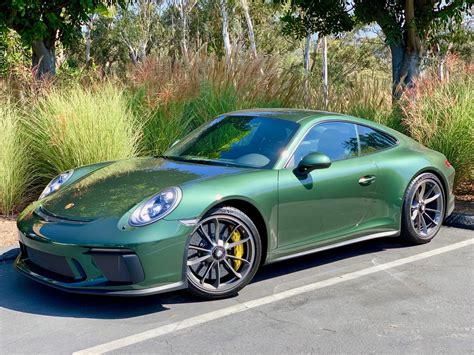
[277,121,379,253]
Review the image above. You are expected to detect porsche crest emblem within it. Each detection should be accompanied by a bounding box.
[64,203,75,210]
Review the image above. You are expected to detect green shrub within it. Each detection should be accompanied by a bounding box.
[26,84,141,181]
[401,70,474,183]
[0,102,33,214]
[135,81,284,156]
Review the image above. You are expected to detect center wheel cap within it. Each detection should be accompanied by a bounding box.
[212,246,226,261]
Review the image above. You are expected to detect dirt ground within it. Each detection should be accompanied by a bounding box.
[0,216,18,248]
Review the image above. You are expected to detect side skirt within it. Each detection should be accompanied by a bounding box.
[266,230,400,264]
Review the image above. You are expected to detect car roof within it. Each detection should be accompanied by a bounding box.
[226,109,341,123]
[225,108,404,140]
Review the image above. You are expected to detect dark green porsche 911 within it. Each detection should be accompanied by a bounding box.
[16,109,455,299]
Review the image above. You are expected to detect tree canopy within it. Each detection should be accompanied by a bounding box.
[281,0,472,96]
[0,0,122,76]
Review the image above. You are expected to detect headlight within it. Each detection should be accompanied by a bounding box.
[129,187,182,226]
[39,170,74,199]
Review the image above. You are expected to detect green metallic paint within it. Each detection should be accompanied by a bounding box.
[15,110,455,295]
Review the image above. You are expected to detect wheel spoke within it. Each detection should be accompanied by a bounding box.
[223,259,242,279]
[425,193,441,204]
[214,218,221,243]
[424,184,436,201]
[187,254,212,266]
[420,214,428,235]
[227,254,250,264]
[200,261,215,284]
[188,245,211,253]
[425,208,441,213]
[226,237,250,250]
[224,224,241,244]
[424,212,438,226]
[418,182,426,201]
[199,225,215,246]
[215,262,221,288]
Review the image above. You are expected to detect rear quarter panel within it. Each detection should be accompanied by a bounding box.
[375,138,455,229]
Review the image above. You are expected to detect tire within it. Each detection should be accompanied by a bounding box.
[186,206,262,299]
[401,172,445,244]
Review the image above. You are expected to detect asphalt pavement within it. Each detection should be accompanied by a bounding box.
[1,226,473,354]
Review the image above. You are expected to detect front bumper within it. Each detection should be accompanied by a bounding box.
[15,208,195,296]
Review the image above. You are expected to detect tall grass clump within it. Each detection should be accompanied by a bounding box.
[401,63,474,184]
[130,54,292,156]
[0,102,33,214]
[26,84,141,181]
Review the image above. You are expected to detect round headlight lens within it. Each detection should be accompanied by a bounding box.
[129,187,182,226]
[39,170,74,199]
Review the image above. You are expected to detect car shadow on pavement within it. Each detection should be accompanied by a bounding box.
[0,237,407,320]
[253,237,408,283]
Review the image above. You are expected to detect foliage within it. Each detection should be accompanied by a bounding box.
[24,84,141,181]
[0,0,120,46]
[310,32,391,85]
[280,0,353,38]
[281,0,472,94]
[0,102,33,215]
[400,61,474,184]
[0,30,30,77]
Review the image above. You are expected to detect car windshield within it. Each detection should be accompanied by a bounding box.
[164,115,299,169]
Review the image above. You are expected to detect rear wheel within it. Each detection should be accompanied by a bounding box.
[186,206,261,299]
[401,173,445,244]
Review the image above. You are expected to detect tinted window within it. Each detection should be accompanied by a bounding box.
[165,115,299,168]
[288,122,358,167]
[357,125,397,155]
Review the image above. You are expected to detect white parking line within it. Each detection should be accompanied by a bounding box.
[74,238,474,355]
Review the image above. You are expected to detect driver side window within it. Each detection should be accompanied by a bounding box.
[287,122,358,168]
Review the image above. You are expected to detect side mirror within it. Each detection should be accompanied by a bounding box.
[296,152,331,175]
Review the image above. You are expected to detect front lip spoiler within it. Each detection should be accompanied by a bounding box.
[15,257,187,297]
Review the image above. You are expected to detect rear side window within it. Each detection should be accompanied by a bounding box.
[288,122,358,167]
[357,125,397,155]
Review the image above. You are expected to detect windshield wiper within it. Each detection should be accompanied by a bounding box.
[155,155,190,163]
[157,155,250,168]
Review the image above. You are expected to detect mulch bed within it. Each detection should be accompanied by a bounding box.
[0,216,18,248]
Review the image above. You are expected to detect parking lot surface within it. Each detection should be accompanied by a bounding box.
[1,227,473,354]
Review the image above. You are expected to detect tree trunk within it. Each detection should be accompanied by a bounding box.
[179,1,189,65]
[310,36,320,72]
[303,32,311,107]
[32,39,56,78]
[220,0,232,65]
[240,0,257,58]
[303,33,311,74]
[390,42,421,99]
[85,23,92,65]
[321,36,328,109]
[388,0,422,99]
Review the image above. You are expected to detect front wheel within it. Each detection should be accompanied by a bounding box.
[186,206,262,299]
[401,173,445,244]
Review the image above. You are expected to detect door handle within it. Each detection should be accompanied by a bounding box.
[359,175,376,186]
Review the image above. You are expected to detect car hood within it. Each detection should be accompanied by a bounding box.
[41,157,248,220]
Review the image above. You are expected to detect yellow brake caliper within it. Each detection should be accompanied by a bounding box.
[230,228,244,271]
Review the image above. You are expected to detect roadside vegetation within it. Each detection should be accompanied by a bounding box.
[0,0,472,215]
[0,102,34,214]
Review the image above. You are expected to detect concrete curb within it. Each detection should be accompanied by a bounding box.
[0,246,19,263]
[444,213,474,231]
